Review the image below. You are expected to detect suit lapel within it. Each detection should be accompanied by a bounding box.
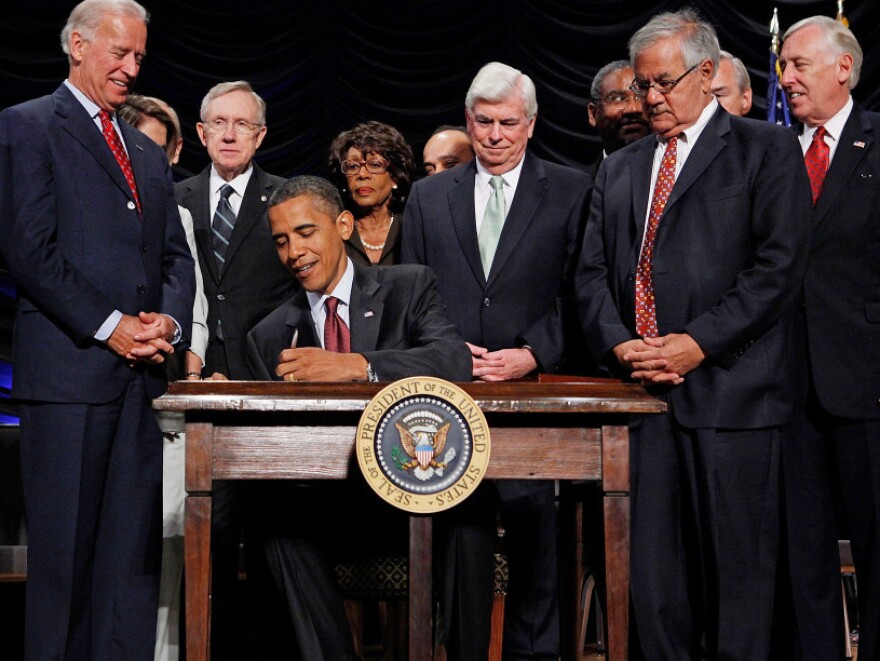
[630,139,655,240]
[663,107,728,215]
[54,86,135,207]
[448,163,486,286]
[224,164,273,270]
[348,264,382,353]
[283,292,319,348]
[486,153,547,285]
[183,168,218,283]
[813,107,873,226]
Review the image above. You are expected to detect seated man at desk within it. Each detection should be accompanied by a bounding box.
[246,175,471,659]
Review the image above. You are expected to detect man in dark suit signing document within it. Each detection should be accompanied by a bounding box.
[245,174,471,660]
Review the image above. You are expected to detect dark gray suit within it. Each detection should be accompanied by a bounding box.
[402,153,590,659]
[246,262,471,660]
[577,106,811,658]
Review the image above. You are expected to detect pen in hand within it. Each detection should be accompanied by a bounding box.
[290,328,299,349]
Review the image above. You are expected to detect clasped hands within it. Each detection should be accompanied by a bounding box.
[108,311,176,366]
[613,333,705,386]
[469,342,537,381]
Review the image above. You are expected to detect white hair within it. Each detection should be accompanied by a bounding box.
[199,81,267,126]
[61,0,148,62]
[465,62,538,119]
[783,15,862,90]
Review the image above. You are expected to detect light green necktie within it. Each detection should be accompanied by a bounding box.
[478,175,506,277]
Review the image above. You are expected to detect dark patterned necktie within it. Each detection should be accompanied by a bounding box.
[99,110,141,215]
[324,296,351,353]
[635,136,677,338]
[212,183,236,269]
[804,126,829,206]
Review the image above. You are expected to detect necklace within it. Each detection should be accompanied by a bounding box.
[359,215,394,252]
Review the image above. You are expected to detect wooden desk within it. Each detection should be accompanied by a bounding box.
[154,380,664,660]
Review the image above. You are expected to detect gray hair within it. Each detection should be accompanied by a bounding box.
[465,62,538,119]
[590,60,632,101]
[199,81,267,125]
[783,15,862,89]
[629,8,720,75]
[268,176,344,220]
[61,0,148,62]
[719,50,751,93]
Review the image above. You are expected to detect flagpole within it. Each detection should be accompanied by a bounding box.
[767,8,791,126]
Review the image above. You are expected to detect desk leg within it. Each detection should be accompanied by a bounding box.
[185,496,212,661]
[409,515,433,660]
[602,425,630,661]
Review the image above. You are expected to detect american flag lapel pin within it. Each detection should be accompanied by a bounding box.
[364,310,374,318]
[854,140,866,148]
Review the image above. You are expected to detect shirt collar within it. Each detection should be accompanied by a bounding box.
[64,79,105,122]
[475,153,526,192]
[659,97,718,147]
[306,257,355,314]
[209,163,254,199]
[804,96,853,144]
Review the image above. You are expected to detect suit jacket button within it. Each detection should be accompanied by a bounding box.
[127,201,136,211]
[483,298,490,307]
[217,294,226,301]
[137,284,146,294]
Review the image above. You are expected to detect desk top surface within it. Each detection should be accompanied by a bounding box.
[154,380,666,415]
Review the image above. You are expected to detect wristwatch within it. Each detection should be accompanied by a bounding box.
[365,362,379,383]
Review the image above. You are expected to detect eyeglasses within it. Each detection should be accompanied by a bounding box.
[599,91,643,107]
[629,64,698,97]
[201,119,262,135]
[340,158,390,176]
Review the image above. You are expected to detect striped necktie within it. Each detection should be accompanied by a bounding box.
[212,183,236,269]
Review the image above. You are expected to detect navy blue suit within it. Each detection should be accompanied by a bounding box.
[577,107,811,659]
[0,83,194,660]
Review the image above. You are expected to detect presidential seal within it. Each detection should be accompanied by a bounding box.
[356,377,490,514]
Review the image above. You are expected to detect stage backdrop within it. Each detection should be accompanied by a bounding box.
[3,0,879,179]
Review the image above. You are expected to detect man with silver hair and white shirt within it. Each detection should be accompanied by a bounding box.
[576,8,810,658]
[403,61,590,660]
[780,15,880,660]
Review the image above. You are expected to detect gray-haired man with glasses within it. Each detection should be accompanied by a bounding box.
[576,8,811,659]
[175,80,297,659]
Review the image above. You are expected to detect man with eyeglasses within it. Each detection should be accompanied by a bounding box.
[587,59,650,177]
[175,80,297,659]
[403,61,590,661]
[576,9,810,659]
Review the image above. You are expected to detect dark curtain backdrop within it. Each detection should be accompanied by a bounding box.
[1,0,879,421]
[3,1,879,180]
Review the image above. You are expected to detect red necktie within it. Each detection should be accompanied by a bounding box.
[635,136,677,338]
[99,110,141,215]
[804,126,829,206]
[324,296,351,353]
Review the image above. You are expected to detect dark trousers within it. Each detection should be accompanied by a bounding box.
[19,375,162,661]
[629,412,782,660]
[781,405,846,660]
[439,480,559,661]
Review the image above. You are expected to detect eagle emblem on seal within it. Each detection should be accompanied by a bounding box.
[393,412,457,481]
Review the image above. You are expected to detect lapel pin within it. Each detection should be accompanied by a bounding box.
[135,144,144,151]
[860,173,873,179]
[261,195,268,202]
[854,140,866,148]
[364,310,374,318]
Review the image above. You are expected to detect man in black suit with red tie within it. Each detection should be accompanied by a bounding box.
[0,1,195,658]
[403,61,590,660]
[779,16,880,660]
[576,9,810,659]
[245,175,471,660]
